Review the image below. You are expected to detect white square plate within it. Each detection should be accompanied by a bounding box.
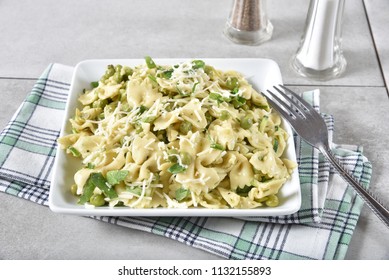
[49,58,301,216]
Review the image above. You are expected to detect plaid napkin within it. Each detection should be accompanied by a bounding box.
[0,64,372,260]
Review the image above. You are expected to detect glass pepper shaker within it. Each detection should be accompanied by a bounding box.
[224,0,273,45]
[290,0,347,80]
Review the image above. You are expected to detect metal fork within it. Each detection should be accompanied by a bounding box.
[263,85,389,228]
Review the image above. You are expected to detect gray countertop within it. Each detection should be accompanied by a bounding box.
[1,0,388,260]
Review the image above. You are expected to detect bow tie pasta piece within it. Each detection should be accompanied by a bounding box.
[180,99,207,129]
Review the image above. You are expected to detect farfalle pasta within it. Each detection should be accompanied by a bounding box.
[58,57,296,209]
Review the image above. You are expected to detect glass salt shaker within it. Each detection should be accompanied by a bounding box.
[224,0,273,45]
[290,0,347,80]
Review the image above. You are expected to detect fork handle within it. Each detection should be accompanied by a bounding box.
[319,146,389,229]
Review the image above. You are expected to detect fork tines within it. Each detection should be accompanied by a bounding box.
[262,85,310,120]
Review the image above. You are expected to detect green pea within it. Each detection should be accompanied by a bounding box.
[240,114,253,129]
[113,72,122,83]
[105,103,115,113]
[70,184,78,196]
[156,130,168,143]
[205,112,214,126]
[123,66,133,76]
[179,121,192,135]
[226,77,239,90]
[105,65,115,77]
[89,193,106,207]
[134,122,143,133]
[115,64,122,73]
[165,103,174,112]
[100,65,115,82]
[204,65,214,75]
[98,112,105,120]
[180,151,192,166]
[241,104,250,111]
[220,110,230,121]
[167,149,179,163]
[265,194,279,207]
[99,76,107,83]
[121,103,130,112]
[92,99,108,109]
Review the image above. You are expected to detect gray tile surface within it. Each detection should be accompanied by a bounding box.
[0,193,221,259]
[0,0,384,86]
[0,79,36,129]
[364,0,389,91]
[1,0,389,260]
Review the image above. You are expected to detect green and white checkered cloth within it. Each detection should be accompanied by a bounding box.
[0,64,372,259]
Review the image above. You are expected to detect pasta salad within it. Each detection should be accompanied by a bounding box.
[58,57,296,209]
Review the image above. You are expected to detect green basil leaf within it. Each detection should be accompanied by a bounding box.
[192,60,205,69]
[209,92,223,103]
[175,188,190,201]
[210,143,225,151]
[68,146,81,157]
[91,173,118,199]
[126,186,142,196]
[90,81,99,88]
[162,69,173,79]
[236,185,254,197]
[168,163,186,174]
[137,105,148,115]
[145,56,157,69]
[106,170,129,185]
[78,176,95,204]
[148,74,158,84]
[273,138,279,152]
